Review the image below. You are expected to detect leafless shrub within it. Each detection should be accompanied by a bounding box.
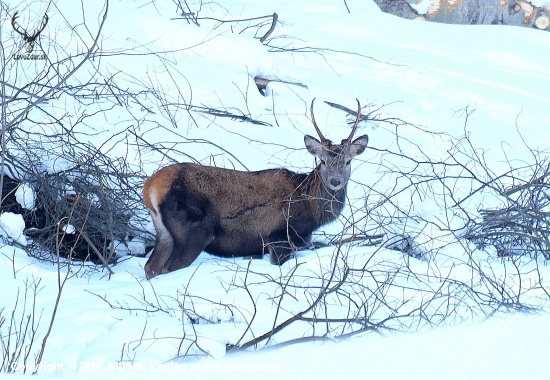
[466,158,550,260]
[0,278,43,374]
[0,2,153,267]
[175,8,280,44]
[33,199,91,374]
[10,133,149,266]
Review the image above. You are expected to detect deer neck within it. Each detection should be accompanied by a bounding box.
[303,166,346,226]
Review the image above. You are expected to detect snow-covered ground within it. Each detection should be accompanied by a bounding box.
[1,0,550,378]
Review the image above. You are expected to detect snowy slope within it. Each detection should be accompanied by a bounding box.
[1,0,550,378]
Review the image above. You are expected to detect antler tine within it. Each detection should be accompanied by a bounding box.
[11,11,25,36]
[32,13,48,38]
[310,98,328,143]
[345,98,362,143]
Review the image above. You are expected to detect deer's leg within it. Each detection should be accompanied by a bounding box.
[267,227,319,264]
[268,244,293,265]
[266,231,295,265]
[144,217,175,279]
[145,192,214,278]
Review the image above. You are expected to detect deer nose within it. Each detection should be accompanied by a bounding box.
[330,178,341,189]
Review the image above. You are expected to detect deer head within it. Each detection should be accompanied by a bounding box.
[11,11,49,54]
[304,98,368,191]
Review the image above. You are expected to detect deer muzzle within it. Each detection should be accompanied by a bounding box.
[328,177,344,191]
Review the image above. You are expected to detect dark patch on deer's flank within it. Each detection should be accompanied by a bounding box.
[225,201,271,220]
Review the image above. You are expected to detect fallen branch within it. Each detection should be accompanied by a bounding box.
[260,13,278,43]
[327,233,384,246]
[253,76,308,95]
[194,106,271,126]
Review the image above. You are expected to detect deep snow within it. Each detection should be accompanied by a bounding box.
[1,0,550,378]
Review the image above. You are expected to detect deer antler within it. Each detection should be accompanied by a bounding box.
[310,98,328,143]
[31,13,48,39]
[344,98,362,143]
[11,11,26,37]
[11,12,48,39]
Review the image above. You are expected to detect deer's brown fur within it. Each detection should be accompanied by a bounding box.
[143,99,368,279]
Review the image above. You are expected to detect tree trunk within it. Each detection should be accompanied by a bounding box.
[371,0,421,19]
[371,0,550,30]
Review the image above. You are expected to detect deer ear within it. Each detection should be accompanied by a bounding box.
[349,135,368,156]
[304,135,324,156]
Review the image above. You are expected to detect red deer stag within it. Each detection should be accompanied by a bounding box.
[143,99,368,279]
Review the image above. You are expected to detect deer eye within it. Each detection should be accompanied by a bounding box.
[346,160,351,166]
[320,160,326,165]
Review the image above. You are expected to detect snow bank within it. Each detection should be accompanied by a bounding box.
[0,212,26,246]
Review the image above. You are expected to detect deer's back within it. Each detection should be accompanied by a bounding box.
[144,163,314,256]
